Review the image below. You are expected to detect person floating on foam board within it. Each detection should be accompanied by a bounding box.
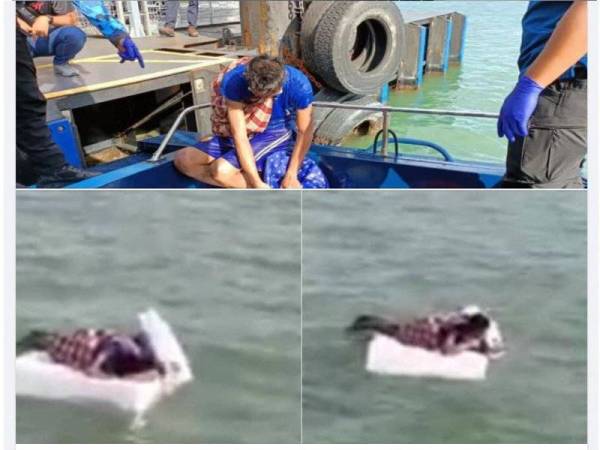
[18,328,165,379]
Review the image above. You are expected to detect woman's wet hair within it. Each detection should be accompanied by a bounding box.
[453,313,490,343]
[244,55,285,98]
[468,313,490,331]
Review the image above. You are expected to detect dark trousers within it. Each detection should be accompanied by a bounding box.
[16,27,66,180]
[502,78,587,189]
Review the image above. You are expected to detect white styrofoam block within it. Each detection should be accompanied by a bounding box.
[366,333,489,380]
[16,309,193,414]
[138,308,194,390]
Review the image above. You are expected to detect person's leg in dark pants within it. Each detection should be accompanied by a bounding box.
[17,28,65,175]
[16,28,97,187]
[502,80,587,189]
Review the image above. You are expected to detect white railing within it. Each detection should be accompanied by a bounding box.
[78,1,240,38]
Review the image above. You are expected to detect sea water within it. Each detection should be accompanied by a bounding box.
[346,1,529,163]
[16,191,301,444]
[302,191,587,444]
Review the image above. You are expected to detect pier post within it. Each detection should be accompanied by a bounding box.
[239,1,292,56]
[425,16,452,72]
[448,13,467,64]
[395,24,426,89]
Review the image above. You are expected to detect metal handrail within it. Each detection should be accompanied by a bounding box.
[150,103,212,162]
[373,137,456,162]
[372,130,399,156]
[312,102,499,119]
[149,101,499,162]
[314,101,499,156]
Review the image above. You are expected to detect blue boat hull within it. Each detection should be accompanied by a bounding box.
[66,132,506,189]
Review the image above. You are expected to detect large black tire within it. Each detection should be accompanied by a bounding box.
[313,88,359,130]
[300,1,336,72]
[302,1,405,95]
[314,94,384,146]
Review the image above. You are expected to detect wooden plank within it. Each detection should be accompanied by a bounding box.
[42,57,233,100]
[37,49,212,69]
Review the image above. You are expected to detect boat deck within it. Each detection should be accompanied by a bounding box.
[37,25,246,110]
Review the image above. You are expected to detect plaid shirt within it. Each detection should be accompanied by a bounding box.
[46,329,114,371]
[211,57,274,138]
[394,317,442,351]
[394,314,466,352]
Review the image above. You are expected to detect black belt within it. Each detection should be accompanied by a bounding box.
[574,66,587,80]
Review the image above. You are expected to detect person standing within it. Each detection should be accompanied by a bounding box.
[159,1,200,38]
[497,0,587,189]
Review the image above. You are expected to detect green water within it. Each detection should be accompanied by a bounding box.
[15,190,587,444]
[345,1,528,163]
[16,191,302,444]
[302,191,587,444]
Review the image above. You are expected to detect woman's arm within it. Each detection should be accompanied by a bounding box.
[227,101,270,189]
[85,352,110,378]
[282,106,315,189]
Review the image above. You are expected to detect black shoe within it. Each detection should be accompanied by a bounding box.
[36,164,101,188]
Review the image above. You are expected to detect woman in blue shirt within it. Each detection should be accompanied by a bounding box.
[498,1,587,188]
[175,55,316,189]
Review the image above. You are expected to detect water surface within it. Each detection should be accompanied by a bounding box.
[16,191,301,444]
[346,1,528,163]
[302,191,587,444]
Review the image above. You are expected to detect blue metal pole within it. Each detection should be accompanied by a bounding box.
[442,18,453,72]
[379,83,390,104]
[416,26,427,87]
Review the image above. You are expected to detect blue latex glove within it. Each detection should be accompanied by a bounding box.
[118,36,145,68]
[497,75,544,142]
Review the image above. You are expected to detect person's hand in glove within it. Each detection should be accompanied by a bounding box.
[117,36,145,68]
[497,75,544,143]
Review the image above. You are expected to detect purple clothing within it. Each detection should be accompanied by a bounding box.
[45,329,158,377]
[193,127,293,171]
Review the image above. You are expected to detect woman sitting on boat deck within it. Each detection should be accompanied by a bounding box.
[174,55,325,189]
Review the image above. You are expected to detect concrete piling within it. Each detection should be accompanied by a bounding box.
[395,11,467,89]
[449,13,467,64]
[425,16,452,72]
[395,23,427,89]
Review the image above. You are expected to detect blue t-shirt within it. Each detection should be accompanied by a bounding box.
[221,65,314,131]
[519,1,587,78]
